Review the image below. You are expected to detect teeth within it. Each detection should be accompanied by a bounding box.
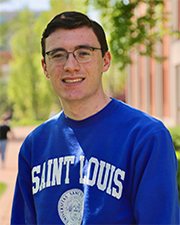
[64,78,83,83]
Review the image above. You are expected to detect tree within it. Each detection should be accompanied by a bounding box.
[8,9,57,120]
[7,0,88,121]
[0,0,10,2]
[89,0,178,70]
[50,0,88,15]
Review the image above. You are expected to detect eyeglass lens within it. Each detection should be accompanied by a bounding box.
[48,48,93,65]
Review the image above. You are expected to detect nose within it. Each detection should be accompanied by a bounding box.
[63,52,80,72]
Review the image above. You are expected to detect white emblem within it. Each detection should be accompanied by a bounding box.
[58,189,84,225]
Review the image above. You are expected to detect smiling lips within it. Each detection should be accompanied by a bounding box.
[63,78,84,83]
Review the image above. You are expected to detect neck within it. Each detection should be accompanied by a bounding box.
[60,94,111,121]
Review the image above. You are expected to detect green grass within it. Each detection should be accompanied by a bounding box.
[11,118,45,127]
[0,182,7,198]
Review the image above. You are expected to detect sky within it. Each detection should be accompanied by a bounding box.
[0,0,100,24]
[0,0,51,12]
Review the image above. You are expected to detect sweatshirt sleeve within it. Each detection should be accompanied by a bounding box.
[11,136,37,225]
[132,126,179,224]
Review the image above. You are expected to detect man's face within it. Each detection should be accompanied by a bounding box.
[42,27,111,105]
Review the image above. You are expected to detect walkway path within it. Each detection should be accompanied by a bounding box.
[0,126,36,225]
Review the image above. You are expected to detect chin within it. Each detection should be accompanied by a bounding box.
[62,95,85,102]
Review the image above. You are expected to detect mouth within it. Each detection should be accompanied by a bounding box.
[63,78,85,83]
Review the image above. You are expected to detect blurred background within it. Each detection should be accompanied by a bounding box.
[0,1,180,223]
[0,0,180,128]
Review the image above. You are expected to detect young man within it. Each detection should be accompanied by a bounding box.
[11,11,179,224]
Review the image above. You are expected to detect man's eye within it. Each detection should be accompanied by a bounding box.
[78,50,91,57]
[51,52,65,59]
[50,51,66,60]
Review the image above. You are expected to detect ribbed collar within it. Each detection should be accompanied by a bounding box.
[61,98,121,128]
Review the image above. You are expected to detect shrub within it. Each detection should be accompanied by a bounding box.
[168,127,180,203]
[168,126,180,151]
[0,183,7,198]
[176,153,180,203]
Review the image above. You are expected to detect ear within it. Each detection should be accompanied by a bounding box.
[41,58,50,79]
[102,51,111,73]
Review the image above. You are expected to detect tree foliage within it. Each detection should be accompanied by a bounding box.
[5,0,88,121]
[50,0,88,15]
[89,0,174,70]
[0,0,9,2]
[3,0,170,119]
[8,9,58,120]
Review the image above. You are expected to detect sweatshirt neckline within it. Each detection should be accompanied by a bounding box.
[62,98,120,128]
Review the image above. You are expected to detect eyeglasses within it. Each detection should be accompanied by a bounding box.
[45,46,101,65]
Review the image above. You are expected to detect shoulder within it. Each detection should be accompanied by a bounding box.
[111,98,168,136]
[19,112,63,158]
[35,112,63,135]
[23,112,63,143]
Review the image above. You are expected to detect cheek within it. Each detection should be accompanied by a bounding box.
[47,69,61,90]
[88,59,103,72]
[48,65,62,79]
[88,64,103,86]
[92,61,104,75]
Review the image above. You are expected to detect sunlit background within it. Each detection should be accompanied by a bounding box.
[0,0,50,11]
[0,2,179,224]
[0,0,180,129]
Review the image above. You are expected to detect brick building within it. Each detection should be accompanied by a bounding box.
[126,0,180,127]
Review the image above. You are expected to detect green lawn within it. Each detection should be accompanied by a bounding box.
[0,182,7,198]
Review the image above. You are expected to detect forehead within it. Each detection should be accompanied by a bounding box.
[45,27,100,50]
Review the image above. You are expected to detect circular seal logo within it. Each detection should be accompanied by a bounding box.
[58,189,84,225]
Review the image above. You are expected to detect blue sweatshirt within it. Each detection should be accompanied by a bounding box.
[11,98,179,224]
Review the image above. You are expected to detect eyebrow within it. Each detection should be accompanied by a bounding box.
[46,48,65,55]
[46,45,93,55]
[75,45,92,49]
